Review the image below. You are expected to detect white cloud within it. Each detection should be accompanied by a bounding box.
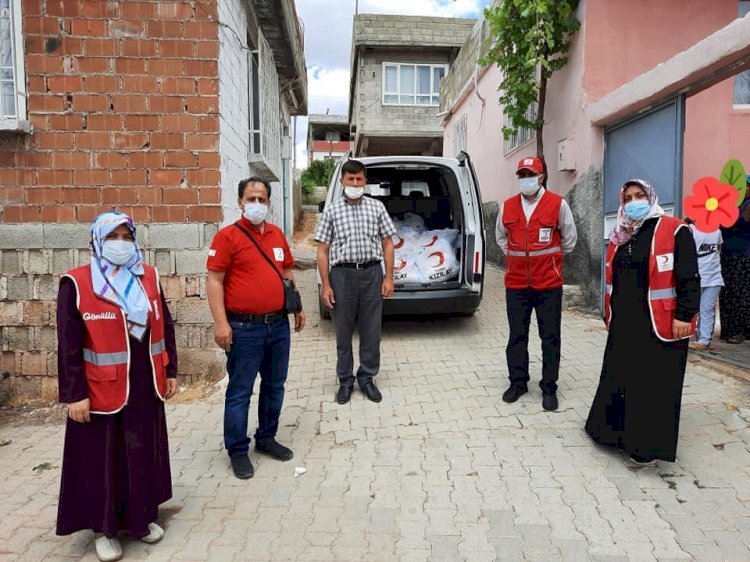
[307,67,350,113]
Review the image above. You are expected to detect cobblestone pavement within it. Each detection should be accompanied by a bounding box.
[1,266,749,562]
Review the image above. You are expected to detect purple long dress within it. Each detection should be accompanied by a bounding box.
[55,277,178,539]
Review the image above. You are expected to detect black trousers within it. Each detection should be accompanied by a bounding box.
[505,287,563,393]
[329,264,384,386]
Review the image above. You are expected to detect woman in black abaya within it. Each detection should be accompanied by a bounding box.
[586,179,699,465]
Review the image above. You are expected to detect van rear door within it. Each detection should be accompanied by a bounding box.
[456,152,485,295]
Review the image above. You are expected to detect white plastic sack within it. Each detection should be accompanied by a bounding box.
[418,228,460,250]
[392,225,420,252]
[401,212,426,233]
[416,238,459,283]
[393,254,424,284]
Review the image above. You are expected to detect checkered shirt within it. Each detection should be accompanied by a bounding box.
[314,196,397,266]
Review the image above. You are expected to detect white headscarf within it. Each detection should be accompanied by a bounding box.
[609,179,665,245]
[89,212,149,341]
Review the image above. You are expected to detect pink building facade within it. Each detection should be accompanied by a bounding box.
[441,0,750,307]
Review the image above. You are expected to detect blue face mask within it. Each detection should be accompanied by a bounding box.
[624,200,651,221]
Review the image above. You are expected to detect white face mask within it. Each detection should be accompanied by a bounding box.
[102,240,135,265]
[518,176,541,196]
[344,186,364,200]
[244,202,268,225]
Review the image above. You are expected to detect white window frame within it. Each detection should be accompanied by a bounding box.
[381,62,448,107]
[733,0,750,107]
[503,104,537,156]
[248,47,262,155]
[0,0,29,131]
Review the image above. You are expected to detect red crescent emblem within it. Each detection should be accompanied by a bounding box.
[393,236,404,249]
[428,252,445,266]
[421,235,438,248]
[395,259,407,271]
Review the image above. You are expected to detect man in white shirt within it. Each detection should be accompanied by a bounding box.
[495,156,578,411]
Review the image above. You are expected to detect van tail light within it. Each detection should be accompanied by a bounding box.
[472,249,483,289]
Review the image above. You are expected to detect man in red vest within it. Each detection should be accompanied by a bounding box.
[495,156,578,411]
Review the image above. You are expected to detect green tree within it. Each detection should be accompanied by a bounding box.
[301,158,336,196]
[480,0,581,163]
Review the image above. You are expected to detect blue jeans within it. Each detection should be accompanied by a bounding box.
[697,286,721,345]
[224,319,290,457]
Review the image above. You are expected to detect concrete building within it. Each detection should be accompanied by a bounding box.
[349,14,474,157]
[306,113,350,164]
[441,0,750,309]
[0,0,306,402]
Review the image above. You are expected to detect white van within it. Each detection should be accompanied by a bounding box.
[317,152,485,318]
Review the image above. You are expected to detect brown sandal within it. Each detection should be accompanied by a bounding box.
[726,335,745,344]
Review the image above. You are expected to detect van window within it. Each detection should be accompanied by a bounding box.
[401,181,430,197]
[366,183,391,196]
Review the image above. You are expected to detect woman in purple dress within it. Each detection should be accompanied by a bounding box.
[56,212,178,562]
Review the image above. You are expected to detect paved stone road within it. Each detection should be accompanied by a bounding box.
[1,266,749,561]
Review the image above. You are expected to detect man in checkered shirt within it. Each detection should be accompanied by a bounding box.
[315,159,396,404]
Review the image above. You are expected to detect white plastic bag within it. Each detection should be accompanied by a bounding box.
[401,212,426,233]
[416,238,459,283]
[393,253,424,284]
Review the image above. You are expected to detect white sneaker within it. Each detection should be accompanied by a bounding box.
[94,536,123,562]
[625,455,657,468]
[140,522,165,544]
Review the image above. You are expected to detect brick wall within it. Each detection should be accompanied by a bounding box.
[1,0,222,223]
[0,0,225,403]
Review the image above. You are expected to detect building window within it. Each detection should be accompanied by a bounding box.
[382,63,447,106]
[453,114,467,154]
[503,104,537,155]
[734,1,750,105]
[0,0,25,121]
[248,44,261,155]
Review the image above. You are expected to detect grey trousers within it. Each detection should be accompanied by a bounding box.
[329,264,384,386]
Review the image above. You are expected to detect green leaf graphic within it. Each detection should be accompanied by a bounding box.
[719,159,747,206]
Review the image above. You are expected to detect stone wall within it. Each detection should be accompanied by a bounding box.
[563,167,604,312]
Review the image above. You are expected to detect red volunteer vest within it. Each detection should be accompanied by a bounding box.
[64,264,169,414]
[604,216,697,342]
[502,191,564,290]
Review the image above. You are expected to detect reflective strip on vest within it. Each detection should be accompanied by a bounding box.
[506,246,562,257]
[83,348,129,366]
[605,283,612,295]
[649,288,676,300]
[150,339,166,356]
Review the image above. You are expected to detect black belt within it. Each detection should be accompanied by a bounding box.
[226,310,287,324]
[334,260,380,269]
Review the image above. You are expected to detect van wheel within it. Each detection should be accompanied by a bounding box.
[318,287,331,320]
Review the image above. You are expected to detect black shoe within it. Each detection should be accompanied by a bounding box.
[359,380,382,403]
[336,384,353,404]
[542,392,558,411]
[502,383,528,403]
[254,438,293,461]
[230,454,254,479]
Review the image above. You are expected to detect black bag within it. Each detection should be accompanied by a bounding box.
[233,223,303,314]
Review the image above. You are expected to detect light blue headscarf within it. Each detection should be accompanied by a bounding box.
[89,212,149,341]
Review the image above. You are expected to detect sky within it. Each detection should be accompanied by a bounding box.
[293,0,492,169]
